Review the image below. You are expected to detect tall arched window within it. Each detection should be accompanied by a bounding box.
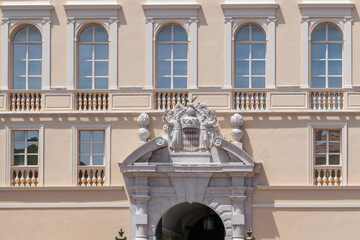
[311,24,343,88]
[12,26,42,90]
[156,24,188,89]
[78,24,109,89]
[235,24,266,88]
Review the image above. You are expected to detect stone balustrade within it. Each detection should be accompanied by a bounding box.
[233,91,267,110]
[10,167,39,187]
[310,90,344,110]
[313,166,342,186]
[154,91,189,110]
[76,92,109,111]
[9,92,42,111]
[77,167,105,186]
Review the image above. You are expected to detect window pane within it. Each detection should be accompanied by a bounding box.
[252,77,265,88]
[328,61,342,75]
[329,130,340,141]
[312,44,326,59]
[312,77,326,88]
[13,28,27,42]
[157,61,171,76]
[79,61,92,76]
[174,25,187,41]
[329,155,340,165]
[93,155,104,165]
[14,155,25,165]
[315,155,326,165]
[235,61,249,75]
[95,26,108,42]
[252,44,266,59]
[80,143,91,154]
[312,60,325,75]
[173,44,187,59]
[174,61,187,75]
[78,78,92,89]
[157,26,171,42]
[235,44,249,60]
[80,131,91,142]
[252,61,265,75]
[79,155,90,165]
[95,78,108,89]
[252,25,265,41]
[235,25,250,42]
[28,77,41,90]
[328,44,342,59]
[79,26,93,42]
[29,61,42,75]
[312,25,326,41]
[27,143,38,153]
[29,44,42,59]
[315,142,326,153]
[28,155,38,165]
[174,77,187,89]
[328,77,342,88]
[328,25,342,41]
[13,77,26,89]
[157,77,171,89]
[13,61,26,75]
[28,131,38,142]
[13,44,26,59]
[329,142,340,153]
[235,77,249,88]
[157,44,171,60]
[93,143,104,154]
[95,45,109,60]
[14,131,25,142]
[14,143,25,153]
[95,61,108,76]
[93,131,104,142]
[29,27,41,41]
[79,45,92,60]
[315,130,327,141]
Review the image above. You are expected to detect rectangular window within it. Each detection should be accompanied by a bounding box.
[13,130,39,166]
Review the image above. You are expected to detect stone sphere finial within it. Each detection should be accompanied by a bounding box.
[231,113,244,128]
[137,113,150,145]
[231,113,244,149]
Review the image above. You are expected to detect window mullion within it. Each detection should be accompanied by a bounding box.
[171,43,174,89]
[92,44,95,89]
[24,131,28,166]
[326,43,329,88]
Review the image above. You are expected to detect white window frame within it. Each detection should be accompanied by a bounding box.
[143,2,200,89]
[299,2,354,88]
[308,123,347,185]
[5,124,44,186]
[0,1,53,90]
[64,1,121,90]
[72,124,111,186]
[222,2,278,89]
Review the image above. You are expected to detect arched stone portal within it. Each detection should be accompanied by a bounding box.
[120,103,261,240]
[156,202,225,240]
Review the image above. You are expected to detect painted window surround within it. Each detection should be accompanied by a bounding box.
[222,1,278,89]
[299,1,354,88]
[308,123,347,185]
[143,2,200,89]
[0,1,53,90]
[72,124,111,186]
[64,1,121,90]
[5,124,44,186]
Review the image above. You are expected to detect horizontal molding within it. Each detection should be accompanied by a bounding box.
[0,186,124,191]
[0,1,53,10]
[142,3,201,10]
[221,3,279,9]
[0,203,129,209]
[298,3,355,9]
[63,1,121,10]
[253,203,360,208]
[256,185,360,191]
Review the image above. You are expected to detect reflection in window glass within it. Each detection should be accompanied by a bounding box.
[78,25,109,89]
[314,129,341,166]
[156,24,188,89]
[12,26,42,90]
[79,130,105,166]
[311,24,343,88]
[235,24,266,88]
[13,130,39,166]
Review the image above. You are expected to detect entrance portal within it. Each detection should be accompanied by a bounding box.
[155,202,225,240]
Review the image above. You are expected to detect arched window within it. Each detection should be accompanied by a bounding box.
[234,24,266,88]
[156,24,188,89]
[12,26,42,89]
[311,24,343,88]
[78,24,109,89]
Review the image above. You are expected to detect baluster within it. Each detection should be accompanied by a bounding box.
[31,170,36,186]
[244,93,249,109]
[181,94,186,105]
[313,170,317,185]
[92,94,97,111]
[161,93,166,110]
[86,170,91,186]
[15,170,20,186]
[322,170,328,186]
[172,93,176,109]
[11,94,16,111]
[91,170,97,186]
[10,170,15,186]
[78,94,83,111]
[256,93,260,110]
[96,94,101,111]
[317,170,322,186]
[25,170,30,186]
[311,93,315,110]
[30,94,34,111]
[334,170,339,186]
[262,93,266,109]
[337,93,342,109]
[101,94,105,110]
[328,170,334,186]
[97,170,103,186]
[84,94,88,111]
[167,93,171,110]
[77,169,81,186]
[35,94,40,111]
[20,94,25,111]
[331,93,336,110]
[25,93,30,111]
[250,93,255,110]
[15,94,20,111]
[20,170,25,186]
[81,170,86,186]
[102,173,105,186]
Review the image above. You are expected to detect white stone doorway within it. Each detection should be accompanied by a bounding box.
[155,202,225,240]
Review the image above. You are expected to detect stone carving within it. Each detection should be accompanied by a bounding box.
[162,102,218,152]
[137,113,150,145]
[231,113,244,149]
